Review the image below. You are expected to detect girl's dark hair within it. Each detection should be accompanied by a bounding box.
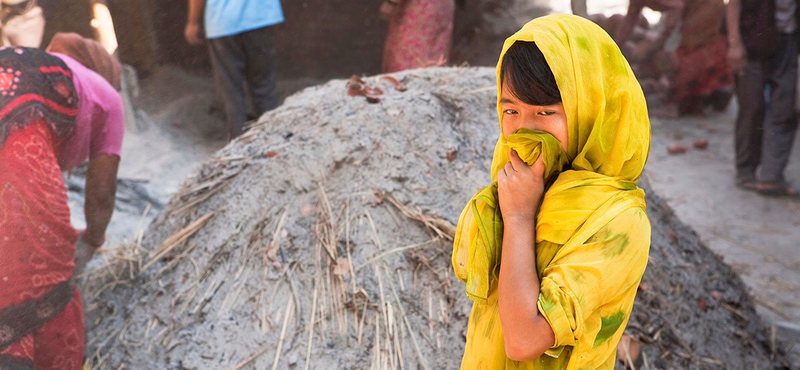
[500,41,561,105]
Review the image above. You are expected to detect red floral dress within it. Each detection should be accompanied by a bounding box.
[0,47,84,370]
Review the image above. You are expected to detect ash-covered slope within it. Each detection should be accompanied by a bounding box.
[83,67,787,369]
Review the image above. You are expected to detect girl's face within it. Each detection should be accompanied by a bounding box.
[500,83,568,152]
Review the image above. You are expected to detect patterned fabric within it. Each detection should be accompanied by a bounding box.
[454,15,651,369]
[670,35,732,111]
[0,47,77,148]
[0,279,74,349]
[382,0,455,73]
[0,121,81,368]
[0,288,84,370]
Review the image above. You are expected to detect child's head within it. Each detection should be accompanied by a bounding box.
[499,41,568,152]
[491,14,650,182]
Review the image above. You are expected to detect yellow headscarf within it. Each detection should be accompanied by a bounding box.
[453,14,650,301]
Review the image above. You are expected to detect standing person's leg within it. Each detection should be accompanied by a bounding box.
[243,26,280,117]
[734,60,767,184]
[759,31,799,185]
[208,34,248,139]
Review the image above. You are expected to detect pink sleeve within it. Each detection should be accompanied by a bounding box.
[51,52,124,169]
[89,84,124,158]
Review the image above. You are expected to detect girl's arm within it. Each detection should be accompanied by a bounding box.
[496,149,556,361]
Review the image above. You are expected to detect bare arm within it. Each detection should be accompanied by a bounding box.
[651,0,683,51]
[83,154,119,248]
[617,0,683,50]
[615,0,646,44]
[185,0,205,45]
[496,150,556,361]
[725,0,746,74]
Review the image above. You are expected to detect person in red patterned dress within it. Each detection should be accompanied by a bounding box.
[0,37,122,370]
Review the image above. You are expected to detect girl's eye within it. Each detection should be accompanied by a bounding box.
[538,111,555,116]
[503,109,518,115]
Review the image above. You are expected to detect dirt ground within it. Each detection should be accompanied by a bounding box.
[61,2,798,367]
[644,105,800,364]
[70,66,793,369]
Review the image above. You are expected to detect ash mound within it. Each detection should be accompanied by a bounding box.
[83,67,788,369]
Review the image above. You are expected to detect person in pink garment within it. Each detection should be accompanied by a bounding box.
[0,35,122,368]
[380,0,456,73]
[47,32,124,267]
[49,52,123,171]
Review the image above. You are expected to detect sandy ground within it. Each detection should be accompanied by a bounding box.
[62,3,798,363]
[645,104,800,359]
[64,64,800,365]
[82,67,789,369]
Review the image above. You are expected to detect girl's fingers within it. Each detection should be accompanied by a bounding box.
[508,148,526,168]
[530,154,545,177]
[502,161,514,179]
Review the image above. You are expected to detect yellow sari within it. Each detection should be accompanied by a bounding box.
[453,14,651,369]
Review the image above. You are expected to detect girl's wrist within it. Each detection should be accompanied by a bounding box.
[502,213,537,225]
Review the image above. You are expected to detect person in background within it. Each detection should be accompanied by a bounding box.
[727,0,800,196]
[614,0,683,61]
[0,35,123,369]
[185,0,283,140]
[612,0,732,116]
[380,0,455,73]
[667,0,732,114]
[0,0,45,48]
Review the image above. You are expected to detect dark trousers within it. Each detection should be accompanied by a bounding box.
[207,26,280,139]
[734,31,799,182]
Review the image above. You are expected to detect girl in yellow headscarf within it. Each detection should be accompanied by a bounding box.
[452,14,651,369]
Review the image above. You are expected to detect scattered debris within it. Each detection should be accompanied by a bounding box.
[667,142,688,154]
[617,334,641,369]
[346,74,384,103]
[667,229,678,243]
[693,138,709,150]
[346,74,408,104]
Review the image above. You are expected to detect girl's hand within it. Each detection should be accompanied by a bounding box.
[497,149,545,221]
